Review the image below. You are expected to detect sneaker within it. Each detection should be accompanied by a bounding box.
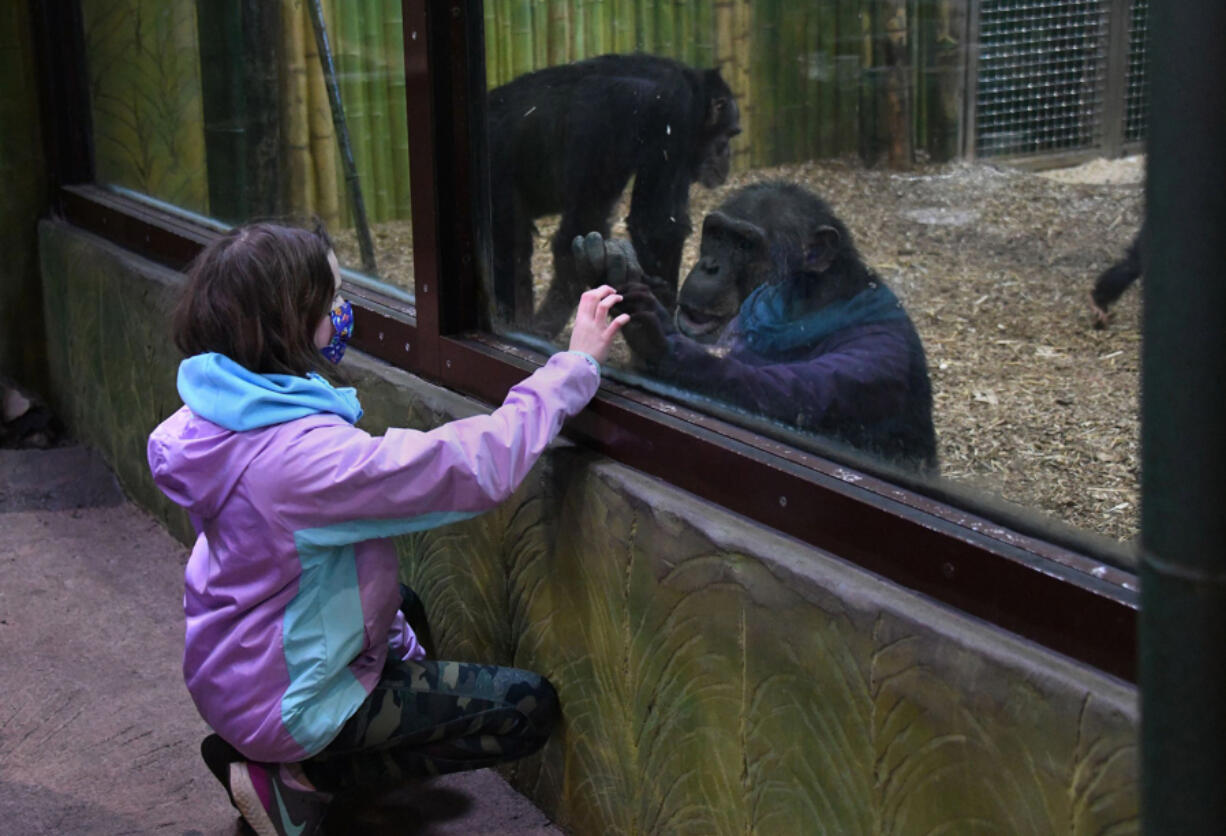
[200,733,243,809]
[229,760,330,836]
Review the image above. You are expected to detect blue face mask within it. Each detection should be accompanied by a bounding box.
[320,299,354,364]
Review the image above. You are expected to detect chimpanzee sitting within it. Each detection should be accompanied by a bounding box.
[488,53,741,337]
[1089,223,1145,328]
[575,181,938,472]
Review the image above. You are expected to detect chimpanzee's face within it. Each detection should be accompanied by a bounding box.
[676,210,768,343]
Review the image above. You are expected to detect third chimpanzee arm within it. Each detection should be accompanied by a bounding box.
[656,324,917,431]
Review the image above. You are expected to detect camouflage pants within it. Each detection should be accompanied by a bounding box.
[299,655,559,794]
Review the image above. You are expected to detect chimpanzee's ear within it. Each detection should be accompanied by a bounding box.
[703,210,767,257]
[805,225,841,272]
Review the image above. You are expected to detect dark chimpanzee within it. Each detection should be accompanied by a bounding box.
[487,53,741,337]
[1089,223,1146,328]
[575,181,938,472]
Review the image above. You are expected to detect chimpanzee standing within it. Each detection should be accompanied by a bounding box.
[487,53,741,337]
[575,181,938,472]
[1089,223,1146,327]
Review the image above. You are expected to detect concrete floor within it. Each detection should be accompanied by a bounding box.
[0,446,563,835]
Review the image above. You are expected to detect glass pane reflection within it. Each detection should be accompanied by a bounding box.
[481,1,1144,548]
[81,0,415,296]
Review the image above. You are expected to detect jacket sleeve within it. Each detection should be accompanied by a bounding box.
[260,350,599,541]
[656,323,915,429]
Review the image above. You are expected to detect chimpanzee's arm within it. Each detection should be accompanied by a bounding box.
[656,323,917,430]
[626,144,693,310]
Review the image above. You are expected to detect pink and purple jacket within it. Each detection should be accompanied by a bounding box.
[147,350,599,763]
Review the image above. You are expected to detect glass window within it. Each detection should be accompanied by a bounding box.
[81,0,415,298]
[479,1,1145,555]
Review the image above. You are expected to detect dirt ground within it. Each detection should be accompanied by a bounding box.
[335,155,1144,545]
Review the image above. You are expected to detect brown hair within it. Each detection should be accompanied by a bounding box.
[173,221,337,376]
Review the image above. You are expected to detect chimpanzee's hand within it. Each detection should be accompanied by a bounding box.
[639,271,677,312]
[572,232,644,289]
[613,282,669,322]
[612,283,671,365]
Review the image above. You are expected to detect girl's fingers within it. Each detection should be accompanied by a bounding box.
[595,293,623,318]
[578,285,617,321]
[603,313,631,340]
[573,283,613,316]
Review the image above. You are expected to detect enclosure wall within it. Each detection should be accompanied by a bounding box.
[38,219,1139,832]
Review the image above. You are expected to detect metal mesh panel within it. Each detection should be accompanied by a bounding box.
[1124,0,1149,143]
[976,0,1109,157]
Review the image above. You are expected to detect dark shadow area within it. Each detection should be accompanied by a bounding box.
[0,447,124,513]
[1,378,65,450]
[324,781,475,834]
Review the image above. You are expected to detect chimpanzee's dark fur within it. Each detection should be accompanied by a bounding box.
[488,53,741,337]
[589,181,938,471]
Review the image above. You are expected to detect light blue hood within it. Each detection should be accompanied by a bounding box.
[177,353,363,431]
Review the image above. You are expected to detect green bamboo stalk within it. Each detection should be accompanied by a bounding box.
[362,0,393,221]
[858,0,878,163]
[511,0,534,77]
[835,0,860,156]
[568,0,583,59]
[484,1,501,87]
[714,0,747,168]
[792,2,807,159]
[817,1,836,157]
[611,0,635,53]
[283,0,313,214]
[598,0,614,55]
[636,0,654,52]
[676,0,694,65]
[307,0,375,270]
[322,0,351,228]
[735,0,752,169]
[304,2,341,231]
[753,0,779,166]
[548,1,571,66]
[338,0,374,223]
[773,0,791,162]
[693,1,713,68]
[587,0,608,57]
[532,0,549,69]
[384,0,412,219]
[499,0,514,82]
[801,3,820,159]
[654,0,674,57]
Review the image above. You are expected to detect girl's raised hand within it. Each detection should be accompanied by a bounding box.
[568,285,631,365]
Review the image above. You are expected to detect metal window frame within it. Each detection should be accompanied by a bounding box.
[33,0,1138,682]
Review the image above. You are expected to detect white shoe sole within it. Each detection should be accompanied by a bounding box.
[228,761,280,836]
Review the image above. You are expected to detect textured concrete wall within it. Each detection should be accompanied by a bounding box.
[40,220,1139,834]
[0,2,49,385]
